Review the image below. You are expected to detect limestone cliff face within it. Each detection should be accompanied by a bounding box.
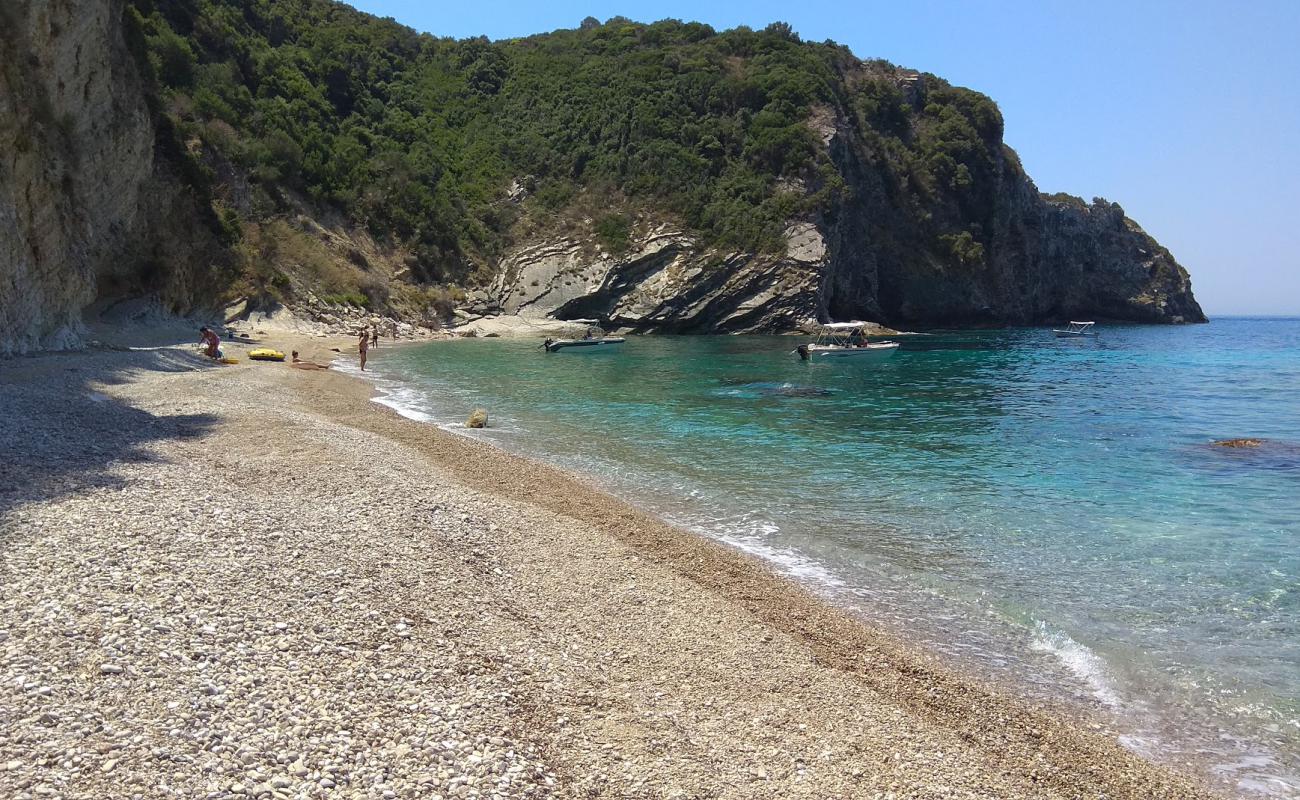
[818,104,1206,328]
[486,193,1203,334]
[0,0,226,355]
[485,223,826,333]
[487,98,1204,333]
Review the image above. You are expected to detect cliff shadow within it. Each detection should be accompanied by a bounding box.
[0,348,219,526]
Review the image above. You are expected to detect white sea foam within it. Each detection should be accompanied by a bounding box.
[684,515,849,590]
[341,359,522,437]
[336,360,436,423]
[1029,620,1122,708]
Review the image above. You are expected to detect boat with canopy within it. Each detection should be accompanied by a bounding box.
[795,322,899,362]
[1052,321,1097,338]
[542,325,625,353]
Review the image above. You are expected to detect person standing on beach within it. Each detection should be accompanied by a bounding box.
[371,322,380,349]
[358,328,370,371]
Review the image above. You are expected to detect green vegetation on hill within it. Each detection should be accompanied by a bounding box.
[124,0,1009,287]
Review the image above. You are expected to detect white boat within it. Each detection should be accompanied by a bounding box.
[543,337,625,352]
[543,326,625,352]
[796,322,900,361]
[1052,321,1097,338]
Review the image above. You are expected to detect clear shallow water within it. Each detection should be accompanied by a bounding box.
[354,319,1300,796]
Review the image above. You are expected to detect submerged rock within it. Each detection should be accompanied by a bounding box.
[466,409,488,429]
[717,381,832,399]
[1201,438,1300,472]
[767,385,833,398]
[1211,438,1266,448]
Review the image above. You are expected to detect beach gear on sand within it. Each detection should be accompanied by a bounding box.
[219,357,239,364]
[248,348,287,362]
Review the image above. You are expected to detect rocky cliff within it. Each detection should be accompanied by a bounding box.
[479,223,826,333]
[485,93,1204,333]
[1,4,1205,354]
[0,0,229,355]
[814,91,1205,328]
[483,195,1203,335]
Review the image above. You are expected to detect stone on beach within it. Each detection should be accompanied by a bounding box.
[466,408,488,428]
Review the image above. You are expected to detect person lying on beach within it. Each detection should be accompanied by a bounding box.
[289,351,329,370]
[198,327,222,359]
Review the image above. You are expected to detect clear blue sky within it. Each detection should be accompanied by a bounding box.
[351,0,1300,316]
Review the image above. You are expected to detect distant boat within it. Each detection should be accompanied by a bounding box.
[796,322,900,362]
[1053,321,1097,338]
[543,326,625,353]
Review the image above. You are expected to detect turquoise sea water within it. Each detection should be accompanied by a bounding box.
[351,318,1300,796]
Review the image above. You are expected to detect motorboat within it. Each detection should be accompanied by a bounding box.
[796,322,899,361]
[1053,321,1097,338]
[543,337,625,352]
[543,326,625,353]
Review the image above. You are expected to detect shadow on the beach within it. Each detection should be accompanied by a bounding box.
[0,348,220,521]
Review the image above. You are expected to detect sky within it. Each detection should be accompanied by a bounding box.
[350,0,1300,316]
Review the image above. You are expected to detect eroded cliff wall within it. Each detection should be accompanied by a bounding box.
[820,105,1204,327]
[486,95,1204,333]
[0,0,227,355]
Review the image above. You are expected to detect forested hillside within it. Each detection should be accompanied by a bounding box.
[126,1,1011,288]
[1,0,1202,353]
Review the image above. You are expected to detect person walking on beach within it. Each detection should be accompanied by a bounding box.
[358,328,370,371]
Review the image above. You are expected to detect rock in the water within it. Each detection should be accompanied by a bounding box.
[1212,438,1265,448]
[466,409,488,429]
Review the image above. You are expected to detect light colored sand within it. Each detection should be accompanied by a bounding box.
[0,341,1220,799]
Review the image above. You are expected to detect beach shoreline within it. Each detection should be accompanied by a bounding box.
[0,337,1220,798]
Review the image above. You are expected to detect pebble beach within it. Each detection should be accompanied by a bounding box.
[0,339,1220,799]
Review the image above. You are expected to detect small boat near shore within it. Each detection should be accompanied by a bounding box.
[543,337,625,352]
[543,326,625,353]
[1053,321,1097,338]
[796,322,900,362]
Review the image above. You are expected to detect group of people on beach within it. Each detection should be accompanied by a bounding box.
[199,320,388,371]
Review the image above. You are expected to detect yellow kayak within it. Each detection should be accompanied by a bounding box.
[248,348,286,362]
